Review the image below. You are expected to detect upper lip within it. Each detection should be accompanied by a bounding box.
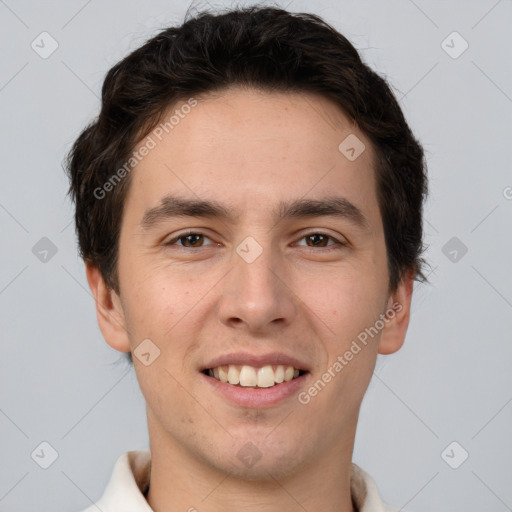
[202,352,310,372]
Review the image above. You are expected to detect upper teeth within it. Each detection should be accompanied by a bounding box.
[208,365,301,387]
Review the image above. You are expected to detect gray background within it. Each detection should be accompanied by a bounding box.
[1,0,511,510]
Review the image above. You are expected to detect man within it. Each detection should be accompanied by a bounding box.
[66,5,428,511]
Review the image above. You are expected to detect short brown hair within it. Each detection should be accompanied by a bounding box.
[66,5,429,299]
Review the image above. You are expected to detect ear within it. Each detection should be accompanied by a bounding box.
[378,270,415,355]
[85,262,131,353]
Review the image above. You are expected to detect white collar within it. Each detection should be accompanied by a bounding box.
[81,450,397,512]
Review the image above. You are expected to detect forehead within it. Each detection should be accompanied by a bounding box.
[124,86,380,228]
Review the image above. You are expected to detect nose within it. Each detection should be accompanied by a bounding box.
[217,240,297,332]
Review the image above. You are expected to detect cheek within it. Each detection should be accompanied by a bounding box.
[121,263,212,365]
[308,265,386,341]
[316,281,382,398]
[119,267,178,344]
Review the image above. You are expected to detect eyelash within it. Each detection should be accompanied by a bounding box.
[164,230,347,251]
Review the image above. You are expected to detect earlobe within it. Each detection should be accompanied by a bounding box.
[378,271,415,355]
[85,262,131,353]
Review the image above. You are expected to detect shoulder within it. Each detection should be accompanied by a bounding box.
[351,463,403,512]
[76,450,152,512]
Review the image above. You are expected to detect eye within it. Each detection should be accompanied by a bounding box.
[164,231,346,250]
[295,232,346,249]
[164,231,214,248]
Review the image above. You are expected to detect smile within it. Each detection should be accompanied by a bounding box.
[203,364,307,388]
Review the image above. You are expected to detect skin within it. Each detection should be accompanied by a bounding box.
[86,86,414,512]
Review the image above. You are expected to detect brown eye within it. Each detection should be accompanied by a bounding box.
[180,234,204,247]
[165,232,214,248]
[305,234,329,247]
[296,232,345,249]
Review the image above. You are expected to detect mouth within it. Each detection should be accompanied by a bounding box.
[202,364,308,388]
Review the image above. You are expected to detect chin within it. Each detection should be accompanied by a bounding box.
[226,454,304,482]
[209,435,307,482]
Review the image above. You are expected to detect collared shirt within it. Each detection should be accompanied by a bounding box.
[80,450,399,512]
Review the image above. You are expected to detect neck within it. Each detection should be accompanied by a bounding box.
[145,413,357,512]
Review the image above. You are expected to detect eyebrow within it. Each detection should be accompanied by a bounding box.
[140,194,370,231]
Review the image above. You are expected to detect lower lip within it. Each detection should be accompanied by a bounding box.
[201,372,309,408]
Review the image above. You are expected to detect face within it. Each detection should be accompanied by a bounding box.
[89,86,412,480]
